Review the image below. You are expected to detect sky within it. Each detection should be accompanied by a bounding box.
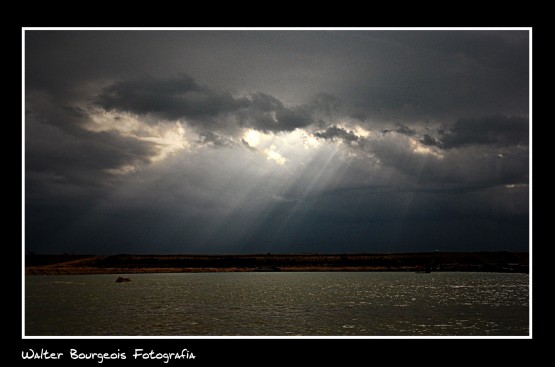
[24,29,530,255]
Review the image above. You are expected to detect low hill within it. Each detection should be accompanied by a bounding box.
[25,252,529,275]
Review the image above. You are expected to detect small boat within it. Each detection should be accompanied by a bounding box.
[415,265,432,274]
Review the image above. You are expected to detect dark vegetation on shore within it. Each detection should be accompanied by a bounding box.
[25,251,529,275]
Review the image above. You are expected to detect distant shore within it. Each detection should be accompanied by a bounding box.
[25,252,529,275]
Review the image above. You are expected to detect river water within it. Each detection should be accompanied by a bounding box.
[25,272,529,336]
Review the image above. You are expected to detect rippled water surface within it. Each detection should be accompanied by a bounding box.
[25,272,529,336]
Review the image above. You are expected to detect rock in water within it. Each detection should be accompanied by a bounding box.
[116,276,131,283]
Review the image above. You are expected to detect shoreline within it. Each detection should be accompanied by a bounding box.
[25,268,529,276]
[25,266,435,275]
[25,252,529,275]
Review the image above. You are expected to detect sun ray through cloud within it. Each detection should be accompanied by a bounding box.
[25,29,529,254]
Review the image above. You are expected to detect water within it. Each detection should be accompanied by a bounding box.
[25,272,529,336]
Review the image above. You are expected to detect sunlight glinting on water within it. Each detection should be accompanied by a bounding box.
[26,272,529,337]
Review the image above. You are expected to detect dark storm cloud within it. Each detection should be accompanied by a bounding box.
[96,75,248,124]
[313,126,359,143]
[439,115,529,149]
[374,115,529,154]
[26,97,157,187]
[24,30,530,254]
[26,122,154,184]
[420,133,441,147]
[25,92,89,134]
[97,76,316,133]
[414,115,529,151]
[236,92,313,132]
[395,124,416,136]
